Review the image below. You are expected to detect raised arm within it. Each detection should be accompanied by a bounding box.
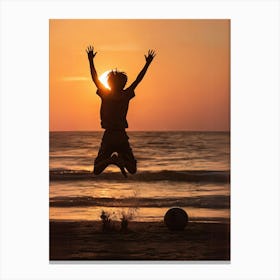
[86,45,106,91]
[128,49,156,90]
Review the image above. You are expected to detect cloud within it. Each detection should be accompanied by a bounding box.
[62,76,90,82]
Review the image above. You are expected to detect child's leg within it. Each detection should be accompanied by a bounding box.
[120,148,137,174]
[93,137,112,175]
[110,154,127,178]
[94,155,112,175]
[94,153,112,175]
[117,131,137,174]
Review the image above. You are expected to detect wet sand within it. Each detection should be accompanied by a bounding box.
[50,220,230,261]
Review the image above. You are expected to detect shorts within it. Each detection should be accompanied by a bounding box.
[94,130,137,173]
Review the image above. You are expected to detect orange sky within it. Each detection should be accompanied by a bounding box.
[49,19,230,131]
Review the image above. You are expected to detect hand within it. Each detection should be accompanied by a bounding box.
[86,45,97,60]
[145,49,156,64]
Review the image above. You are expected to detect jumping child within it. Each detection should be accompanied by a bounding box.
[86,45,155,177]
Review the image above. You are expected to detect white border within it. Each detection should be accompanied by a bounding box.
[1,0,279,279]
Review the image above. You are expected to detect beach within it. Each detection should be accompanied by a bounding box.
[50,131,230,260]
[50,220,230,261]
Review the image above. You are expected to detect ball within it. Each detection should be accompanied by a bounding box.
[164,208,188,231]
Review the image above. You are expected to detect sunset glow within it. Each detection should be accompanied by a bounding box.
[99,70,111,90]
[50,19,230,131]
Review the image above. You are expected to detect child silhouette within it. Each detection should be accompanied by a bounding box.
[86,45,155,177]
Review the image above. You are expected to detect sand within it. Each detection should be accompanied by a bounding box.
[50,220,230,261]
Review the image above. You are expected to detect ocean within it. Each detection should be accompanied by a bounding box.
[49,131,230,223]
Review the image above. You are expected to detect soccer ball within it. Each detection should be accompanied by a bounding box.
[164,208,189,231]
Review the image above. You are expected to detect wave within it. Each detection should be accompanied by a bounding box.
[49,169,230,183]
[50,195,229,209]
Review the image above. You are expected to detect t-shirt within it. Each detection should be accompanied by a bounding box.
[96,88,135,130]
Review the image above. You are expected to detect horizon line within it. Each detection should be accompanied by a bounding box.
[49,129,230,133]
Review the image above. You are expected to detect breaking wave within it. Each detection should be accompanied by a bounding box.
[50,169,230,183]
[50,194,230,209]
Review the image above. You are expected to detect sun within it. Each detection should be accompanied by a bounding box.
[99,70,111,90]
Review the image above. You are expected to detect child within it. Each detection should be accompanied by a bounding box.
[86,45,155,177]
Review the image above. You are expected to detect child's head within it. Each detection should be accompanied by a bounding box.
[107,70,127,90]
